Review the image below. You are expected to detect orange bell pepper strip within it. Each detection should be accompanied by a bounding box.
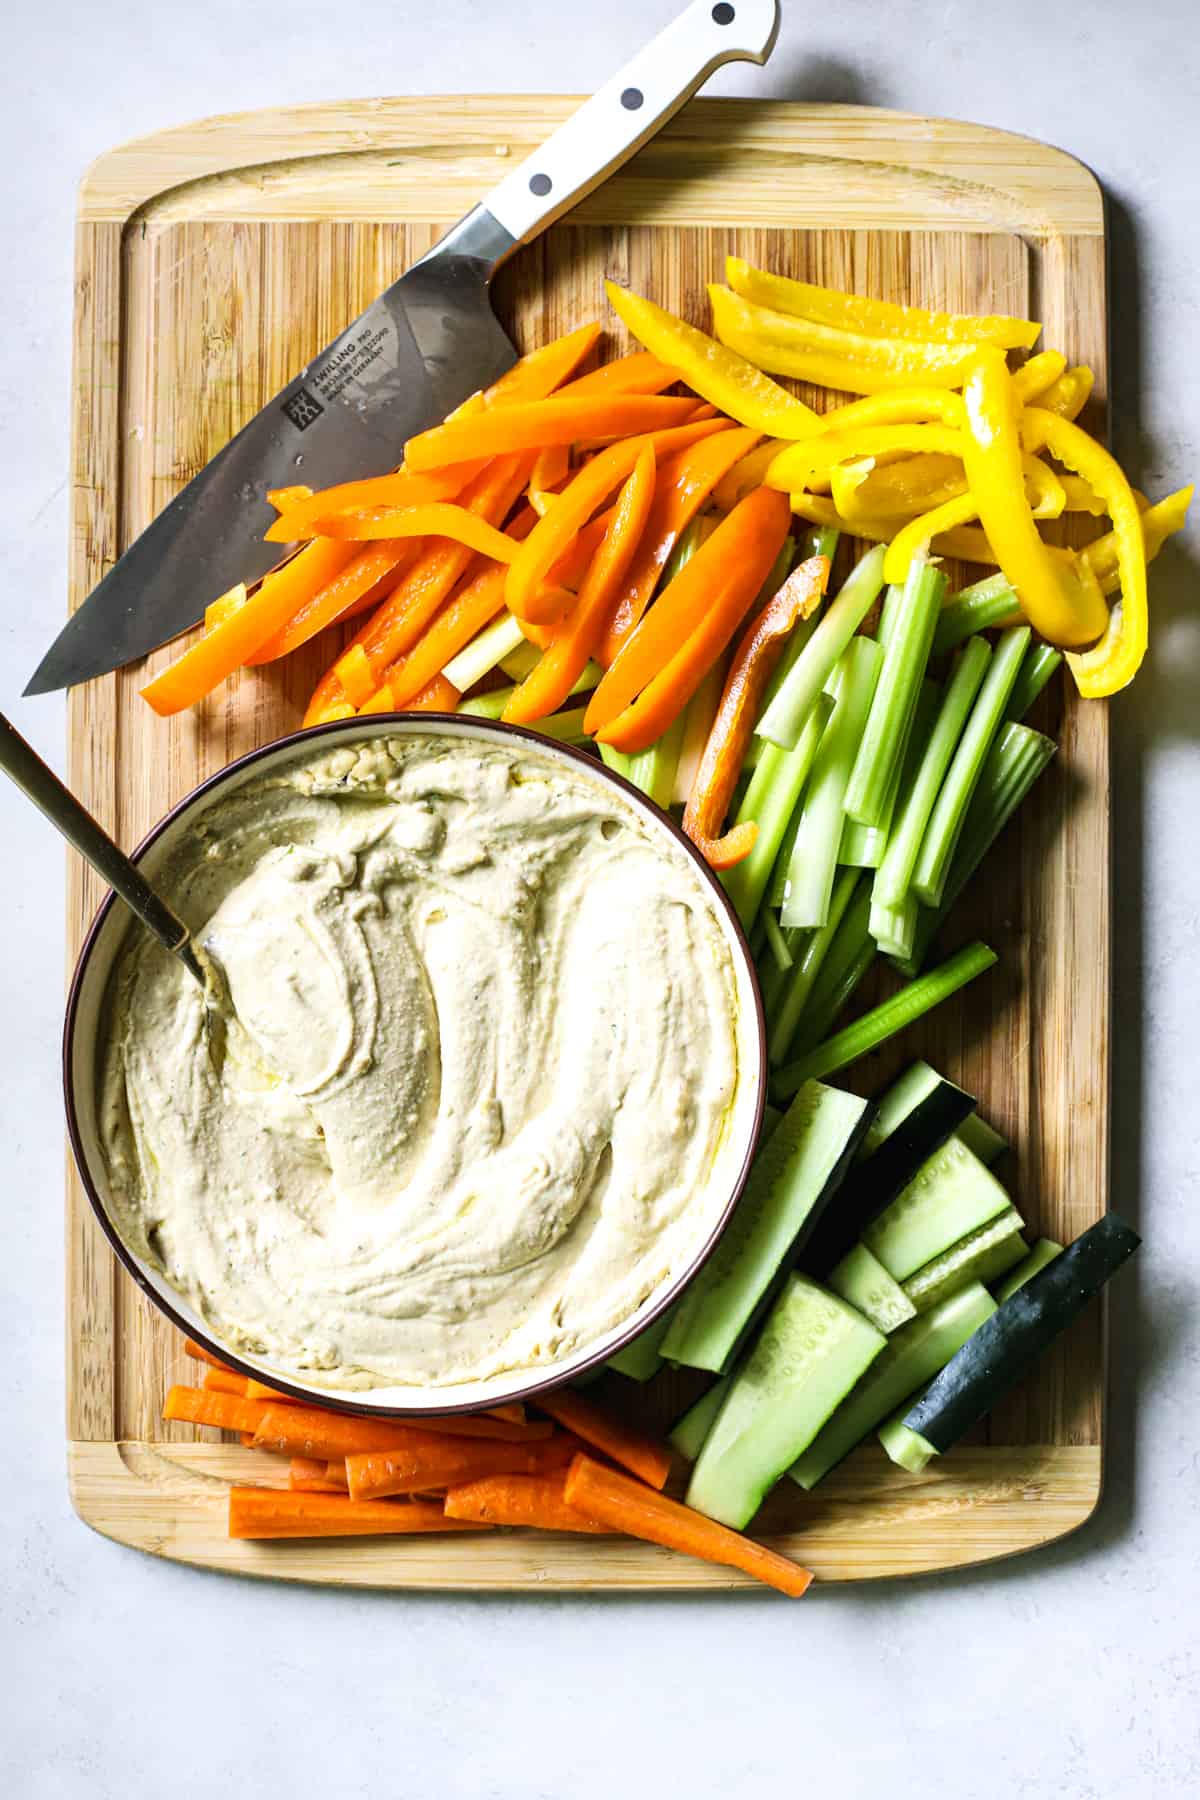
[266,484,313,513]
[682,556,830,868]
[605,279,819,437]
[404,394,697,472]
[204,581,249,633]
[404,673,459,712]
[266,464,486,542]
[1029,364,1094,422]
[555,350,678,397]
[961,350,1108,647]
[310,701,357,725]
[141,536,360,716]
[337,644,377,708]
[304,454,530,723]
[505,418,731,626]
[724,256,1042,350]
[295,501,520,558]
[528,443,571,516]
[598,426,761,666]
[503,445,656,725]
[587,486,792,752]
[249,539,422,667]
[482,321,601,406]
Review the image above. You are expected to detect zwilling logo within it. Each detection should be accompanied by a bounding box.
[282,387,324,431]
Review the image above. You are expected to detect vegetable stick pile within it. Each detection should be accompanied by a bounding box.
[168,1338,812,1598]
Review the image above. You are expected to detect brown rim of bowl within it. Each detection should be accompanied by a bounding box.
[64,711,767,1417]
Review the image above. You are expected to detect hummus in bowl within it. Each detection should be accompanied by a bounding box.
[66,718,763,1413]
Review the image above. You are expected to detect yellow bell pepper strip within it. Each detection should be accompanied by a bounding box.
[682,561,829,870]
[803,389,967,433]
[604,280,819,438]
[404,393,697,472]
[832,452,968,524]
[586,488,792,749]
[767,425,966,496]
[960,349,1108,647]
[1019,405,1148,693]
[504,446,656,726]
[1012,350,1068,403]
[786,491,1022,568]
[709,286,984,395]
[883,495,983,583]
[724,256,1042,350]
[1081,485,1193,595]
[291,501,521,559]
[1036,364,1095,421]
[1059,474,1109,516]
[504,417,730,626]
[1021,455,1067,519]
[598,425,760,666]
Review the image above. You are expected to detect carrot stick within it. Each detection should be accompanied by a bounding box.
[503,445,656,724]
[325,1461,350,1490]
[203,1367,248,1397]
[239,1433,259,1447]
[532,1388,673,1489]
[556,351,678,398]
[444,1473,615,1533]
[346,1432,560,1501]
[586,485,791,743]
[485,1403,526,1425]
[184,1338,235,1371]
[483,321,602,407]
[288,1456,343,1492]
[228,1487,483,1540]
[598,426,761,664]
[265,465,484,542]
[250,1403,555,1461]
[244,1378,304,1405]
[163,1385,270,1436]
[564,1456,812,1597]
[290,1456,332,1483]
[405,395,698,472]
[288,1475,345,1493]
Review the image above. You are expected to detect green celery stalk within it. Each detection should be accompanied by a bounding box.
[767,865,860,1065]
[1003,643,1063,722]
[671,661,726,805]
[780,876,877,1066]
[762,907,796,972]
[781,637,882,929]
[598,742,635,781]
[625,708,688,809]
[873,638,992,910]
[458,661,602,721]
[931,573,1021,657]
[803,524,841,563]
[499,640,542,682]
[869,893,918,960]
[723,694,832,928]
[840,678,941,867]
[911,625,1031,908]
[443,612,527,692]
[775,942,998,1091]
[755,545,886,748]
[844,559,945,828]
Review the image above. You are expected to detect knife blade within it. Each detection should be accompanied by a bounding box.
[30,0,780,695]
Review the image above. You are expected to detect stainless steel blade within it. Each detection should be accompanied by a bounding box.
[26,210,517,694]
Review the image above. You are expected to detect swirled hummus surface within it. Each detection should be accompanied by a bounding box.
[99,733,745,1390]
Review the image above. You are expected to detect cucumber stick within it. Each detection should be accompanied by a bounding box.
[669,1379,731,1462]
[863,1134,1012,1281]
[994,1237,1064,1302]
[687,1275,885,1527]
[878,1408,939,1473]
[901,1207,1026,1312]
[662,1080,872,1374]
[956,1111,1008,1167]
[607,1307,675,1382]
[789,1280,997,1489]
[828,1242,917,1333]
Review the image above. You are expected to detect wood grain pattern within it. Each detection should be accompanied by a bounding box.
[65,99,1109,1584]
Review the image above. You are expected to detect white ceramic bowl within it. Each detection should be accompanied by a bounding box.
[65,714,765,1416]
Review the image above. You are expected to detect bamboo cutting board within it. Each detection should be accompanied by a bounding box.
[66,98,1110,1588]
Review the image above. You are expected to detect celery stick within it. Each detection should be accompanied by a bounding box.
[931,573,1021,657]
[869,894,918,961]
[625,707,687,809]
[756,545,887,748]
[911,626,1030,908]
[844,560,945,828]
[459,701,589,743]
[777,877,878,1071]
[762,907,795,972]
[775,942,998,1090]
[671,662,725,805]
[1003,643,1063,722]
[723,694,832,928]
[768,866,860,1065]
[443,612,526,691]
[840,678,941,866]
[458,660,600,720]
[598,742,635,781]
[803,524,841,564]
[874,637,992,910]
[781,638,882,929]
[499,640,542,681]
[896,721,1056,974]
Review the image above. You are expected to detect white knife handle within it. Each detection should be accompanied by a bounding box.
[481,0,780,246]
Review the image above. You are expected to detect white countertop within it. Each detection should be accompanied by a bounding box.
[3,2,1197,1793]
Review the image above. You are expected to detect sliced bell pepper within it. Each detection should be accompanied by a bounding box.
[204,581,249,633]
[711,438,787,511]
[604,280,819,438]
[1081,485,1193,595]
[831,452,967,524]
[336,644,377,708]
[1059,474,1109,516]
[266,465,483,542]
[598,425,761,665]
[310,701,357,725]
[266,484,313,513]
[724,256,1042,349]
[767,425,966,496]
[404,394,696,473]
[1036,365,1095,422]
[293,501,520,558]
[555,350,678,398]
[503,446,656,726]
[883,494,983,583]
[245,543,422,666]
[960,350,1108,647]
[586,486,791,748]
[482,321,601,406]
[528,443,571,516]
[785,490,1017,568]
[403,673,460,712]
[682,558,830,869]
[709,286,984,395]
[802,388,967,433]
[1012,350,1068,402]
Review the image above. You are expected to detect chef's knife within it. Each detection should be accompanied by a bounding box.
[28,0,779,696]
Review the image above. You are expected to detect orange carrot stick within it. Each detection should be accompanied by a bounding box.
[184,1338,235,1371]
[290,1456,332,1483]
[483,321,602,407]
[288,1476,345,1493]
[203,1367,248,1397]
[586,485,791,743]
[485,1403,526,1426]
[265,465,484,543]
[443,1473,614,1533]
[503,445,656,724]
[228,1487,483,1540]
[244,1378,304,1405]
[163,1385,270,1436]
[325,1460,350,1489]
[532,1388,673,1489]
[683,555,830,868]
[599,426,761,665]
[250,1403,555,1462]
[405,395,698,472]
[289,1456,343,1492]
[239,1433,258,1448]
[346,1433,559,1501]
[563,1455,813,1598]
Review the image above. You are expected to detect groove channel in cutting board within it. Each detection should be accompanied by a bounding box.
[65,100,1108,1585]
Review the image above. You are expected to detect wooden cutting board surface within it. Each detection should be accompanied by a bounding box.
[65,98,1109,1587]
